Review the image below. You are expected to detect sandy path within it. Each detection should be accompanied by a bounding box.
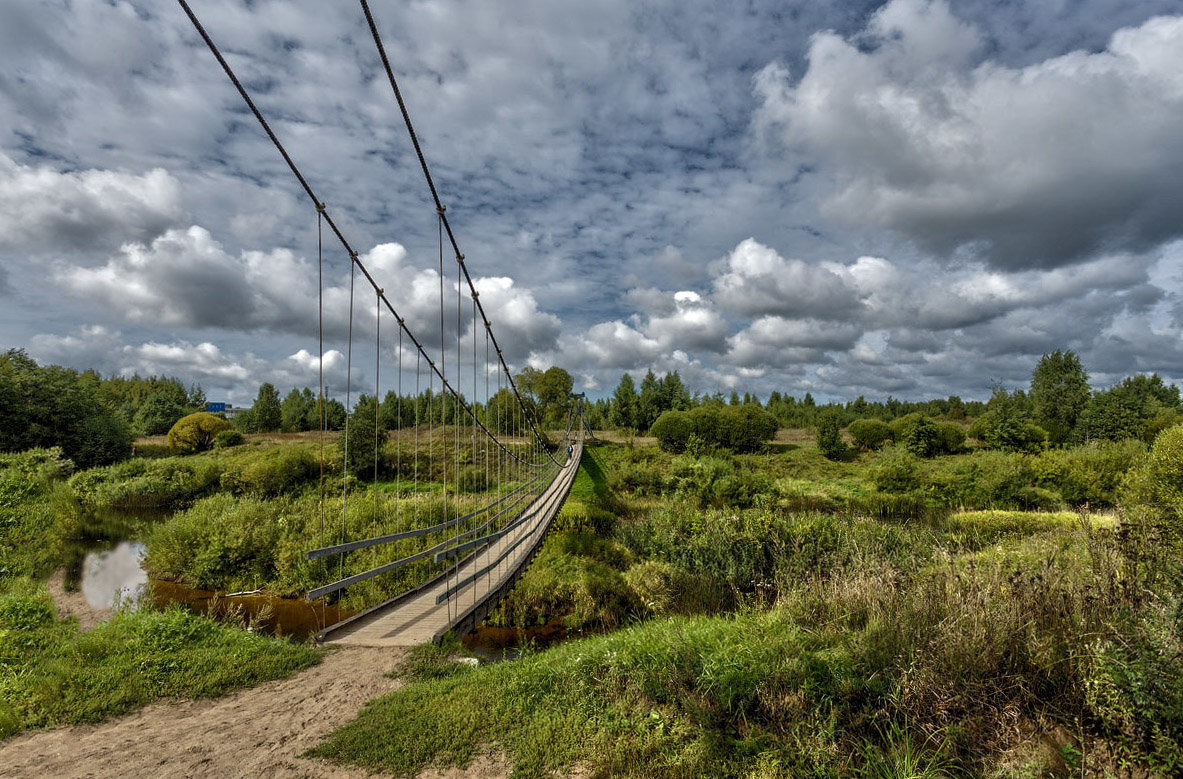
[6,576,517,778]
[0,646,406,778]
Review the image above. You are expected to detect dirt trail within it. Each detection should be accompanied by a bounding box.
[0,644,495,778]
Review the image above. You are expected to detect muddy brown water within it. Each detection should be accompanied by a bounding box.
[149,579,354,640]
[462,618,580,661]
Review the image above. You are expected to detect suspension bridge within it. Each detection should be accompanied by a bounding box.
[178,0,589,646]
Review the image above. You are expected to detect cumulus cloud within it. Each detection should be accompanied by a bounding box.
[0,153,183,255]
[713,239,862,319]
[28,325,354,405]
[754,0,1183,269]
[52,227,559,363]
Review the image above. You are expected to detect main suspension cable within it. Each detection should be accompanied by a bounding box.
[176,0,539,469]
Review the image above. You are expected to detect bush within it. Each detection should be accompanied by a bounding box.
[871,446,920,493]
[723,405,779,453]
[969,411,1047,453]
[650,410,694,453]
[213,430,245,448]
[68,457,223,509]
[816,409,845,460]
[219,447,319,497]
[900,415,941,458]
[848,418,892,451]
[934,422,966,455]
[1123,424,1183,549]
[143,494,285,590]
[650,405,777,454]
[167,413,232,454]
[1031,439,1144,507]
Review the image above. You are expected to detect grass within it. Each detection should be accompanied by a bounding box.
[310,609,861,778]
[4,430,1177,773]
[0,578,321,737]
[311,515,1181,777]
[0,449,323,740]
[309,437,1181,777]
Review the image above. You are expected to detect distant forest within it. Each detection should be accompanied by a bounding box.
[2,347,1178,468]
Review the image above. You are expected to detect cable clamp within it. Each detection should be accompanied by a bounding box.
[316,202,326,213]
[437,205,447,215]
[471,291,479,300]
[349,250,359,260]
[456,253,464,262]
[376,288,384,296]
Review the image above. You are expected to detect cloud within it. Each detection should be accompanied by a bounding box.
[5,0,1183,405]
[754,0,1183,269]
[52,227,558,364]
[713,238,862,319]
[28,325,354,405]
[0,153,183,255]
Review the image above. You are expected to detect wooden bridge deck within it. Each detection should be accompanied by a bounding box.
[321,444,582,646]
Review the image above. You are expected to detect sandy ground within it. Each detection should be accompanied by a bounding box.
[46,568,111,631]
[3,583,515,779]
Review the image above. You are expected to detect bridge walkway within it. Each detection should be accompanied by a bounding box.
[321,443,582,646]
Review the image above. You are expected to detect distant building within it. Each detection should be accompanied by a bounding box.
[205,402,248,420]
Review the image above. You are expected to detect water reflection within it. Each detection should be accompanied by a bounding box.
[150,580,354,642]
[462,618,572,663]
[81,541,148,610]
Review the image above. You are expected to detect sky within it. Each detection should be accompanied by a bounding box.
[1,0,1182,406]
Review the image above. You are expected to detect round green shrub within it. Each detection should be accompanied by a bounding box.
[167,412,232,454]
[935,422,967,455]
[651,410,693,453]
[901,415,941,458]
[848,418,892,451]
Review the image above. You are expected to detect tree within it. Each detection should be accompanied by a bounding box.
[534,366,573,428]
[1074,374,1181,444]
[968,387,1046,453]
[486,387,520,434]
[133,394,186,436]
[187,383,207,412]
[661,371,689,412]
[339,395,385,479]
[316,397,347,431]
[251,382,282,432]
[167,412,231,454]
[816,408,845,460]
[1030,350,1090,444]
[610,373,638,430]
[638,370,663,431]
[0,349,132,467]
[280,388,315,432]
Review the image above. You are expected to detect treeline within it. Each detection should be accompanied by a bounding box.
[239,365,579,436]
[588,368,989,433]
[0,350,207,467]
[594,353,1181,453]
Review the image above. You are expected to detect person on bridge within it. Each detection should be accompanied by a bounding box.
[567,443,573,459]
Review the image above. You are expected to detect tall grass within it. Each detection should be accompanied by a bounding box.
[312,514,1182,777]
